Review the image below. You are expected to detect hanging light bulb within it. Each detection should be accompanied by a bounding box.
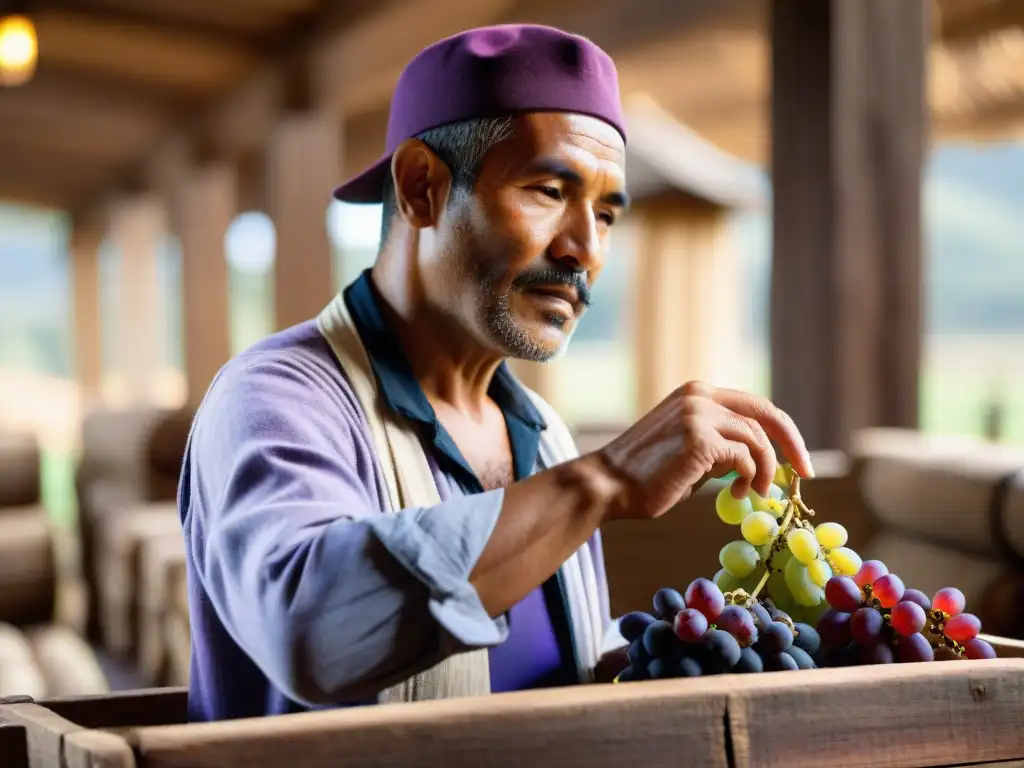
[0,14,37,87]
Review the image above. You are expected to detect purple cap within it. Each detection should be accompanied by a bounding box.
[332,24,626,203]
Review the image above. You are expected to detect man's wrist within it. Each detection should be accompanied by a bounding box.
[559,451,633,525]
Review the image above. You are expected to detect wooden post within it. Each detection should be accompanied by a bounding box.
[69,223,104,410]
[633,192,738,415]
[106,195,167,407]
[265,111,342,330]
[769,0,928,450]
[177,163,236,407]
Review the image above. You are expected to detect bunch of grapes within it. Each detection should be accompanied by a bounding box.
[712,465,862,626]
[615,579,821,681]
[614,463,998,684]
[816,560,996,665]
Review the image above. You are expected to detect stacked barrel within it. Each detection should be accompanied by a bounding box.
[0,432,106,698]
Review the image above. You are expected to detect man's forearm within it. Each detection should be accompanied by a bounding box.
[469,452,626,617]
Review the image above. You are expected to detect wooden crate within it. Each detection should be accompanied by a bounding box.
[3,651,1024,768]
[0,722,29,768]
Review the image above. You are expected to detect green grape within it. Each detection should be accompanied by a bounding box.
[741,511,779,546]
[815,522,848,550]
[766,571,792,608]
[716,486,753,525]
[720,540,759,579]
[828,547,863,577]
[786,528,820,565]
[713,568,741,593]
[774,464,793,488]
[751,484,786,518]
[807,558,832,588]
[784,557,824,607]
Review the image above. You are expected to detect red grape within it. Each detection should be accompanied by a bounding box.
[674,608,709,643]
[897,632,934,663]
[853,560,888,588]
[962,637,997,660]
[685,578,725,623]
[825,576,863,612]
[944,613,981,643]
[850,607,884,646]
[872,573,905,608]
[717,605,758,647]
[817,609,852,649]
[900,588,931,611]
[933,587,966,617]
[860,642,894,664]
[890,601,926,636]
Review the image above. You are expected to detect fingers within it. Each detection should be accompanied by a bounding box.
[710,387,814,479]
[715,410,777,497]
[719,440,756,499]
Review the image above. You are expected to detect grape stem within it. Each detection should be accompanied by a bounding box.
[749,495,798,603]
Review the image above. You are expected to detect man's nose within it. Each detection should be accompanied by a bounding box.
[550,204,603,273]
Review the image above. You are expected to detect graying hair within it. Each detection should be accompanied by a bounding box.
[380,116,515,241]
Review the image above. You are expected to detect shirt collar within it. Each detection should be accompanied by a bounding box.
[341,270,547,432]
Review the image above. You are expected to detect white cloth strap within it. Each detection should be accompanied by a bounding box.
[317,291,605,700]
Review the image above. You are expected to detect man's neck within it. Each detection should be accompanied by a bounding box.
[369,260,502,417]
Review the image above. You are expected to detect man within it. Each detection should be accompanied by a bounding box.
[179,23,814,722]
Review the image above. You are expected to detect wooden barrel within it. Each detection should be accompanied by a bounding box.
[852,428,1024,562]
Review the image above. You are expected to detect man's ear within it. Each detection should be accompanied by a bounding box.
[390,139,452,229]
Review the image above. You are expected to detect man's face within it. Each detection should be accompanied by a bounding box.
[429,112,628,361]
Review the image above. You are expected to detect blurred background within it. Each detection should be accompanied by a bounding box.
[0,0,1021,698]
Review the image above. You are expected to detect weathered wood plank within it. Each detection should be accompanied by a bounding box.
[729,659,1024,768]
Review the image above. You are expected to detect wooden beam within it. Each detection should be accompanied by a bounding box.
[69,0,316,38]
[939,0,1024,44]
[34,9,260,95]
[769,0,928,450]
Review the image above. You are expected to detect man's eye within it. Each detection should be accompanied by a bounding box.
[534,186,563,200]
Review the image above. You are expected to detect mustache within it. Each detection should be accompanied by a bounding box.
[511,265,593,308]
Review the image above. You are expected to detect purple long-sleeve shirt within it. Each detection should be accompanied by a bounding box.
[178,272,608,721]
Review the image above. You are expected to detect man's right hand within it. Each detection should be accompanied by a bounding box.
[471,381,813,618]
[594,381,814,522]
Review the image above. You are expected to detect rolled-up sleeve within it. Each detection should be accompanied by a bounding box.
[185,353,508,706]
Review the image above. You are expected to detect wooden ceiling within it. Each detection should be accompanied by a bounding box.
[0,0,1021,215]
[0,0,377,211]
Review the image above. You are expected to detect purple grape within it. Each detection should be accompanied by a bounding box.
[619,612,657,643]
[850,607,884,646]
[791,623,821,655]
[962,637,997,660]
[673,608,709,643]
[817,610,852,649]
[647,657,672,679]
[754,621,793,654]
[732,646,763,673]
[678,656,703,677]
[717,605,758,648]
[627,638,648,668]
[897,632,935,663]
[860,642,894,664]
[750,602,772,629]
[704,628,742,672]
[762,651,800,671]
[643,620,681,658]
[653,588,686,621]
[783,646,816,669]
[900,588,931,611]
